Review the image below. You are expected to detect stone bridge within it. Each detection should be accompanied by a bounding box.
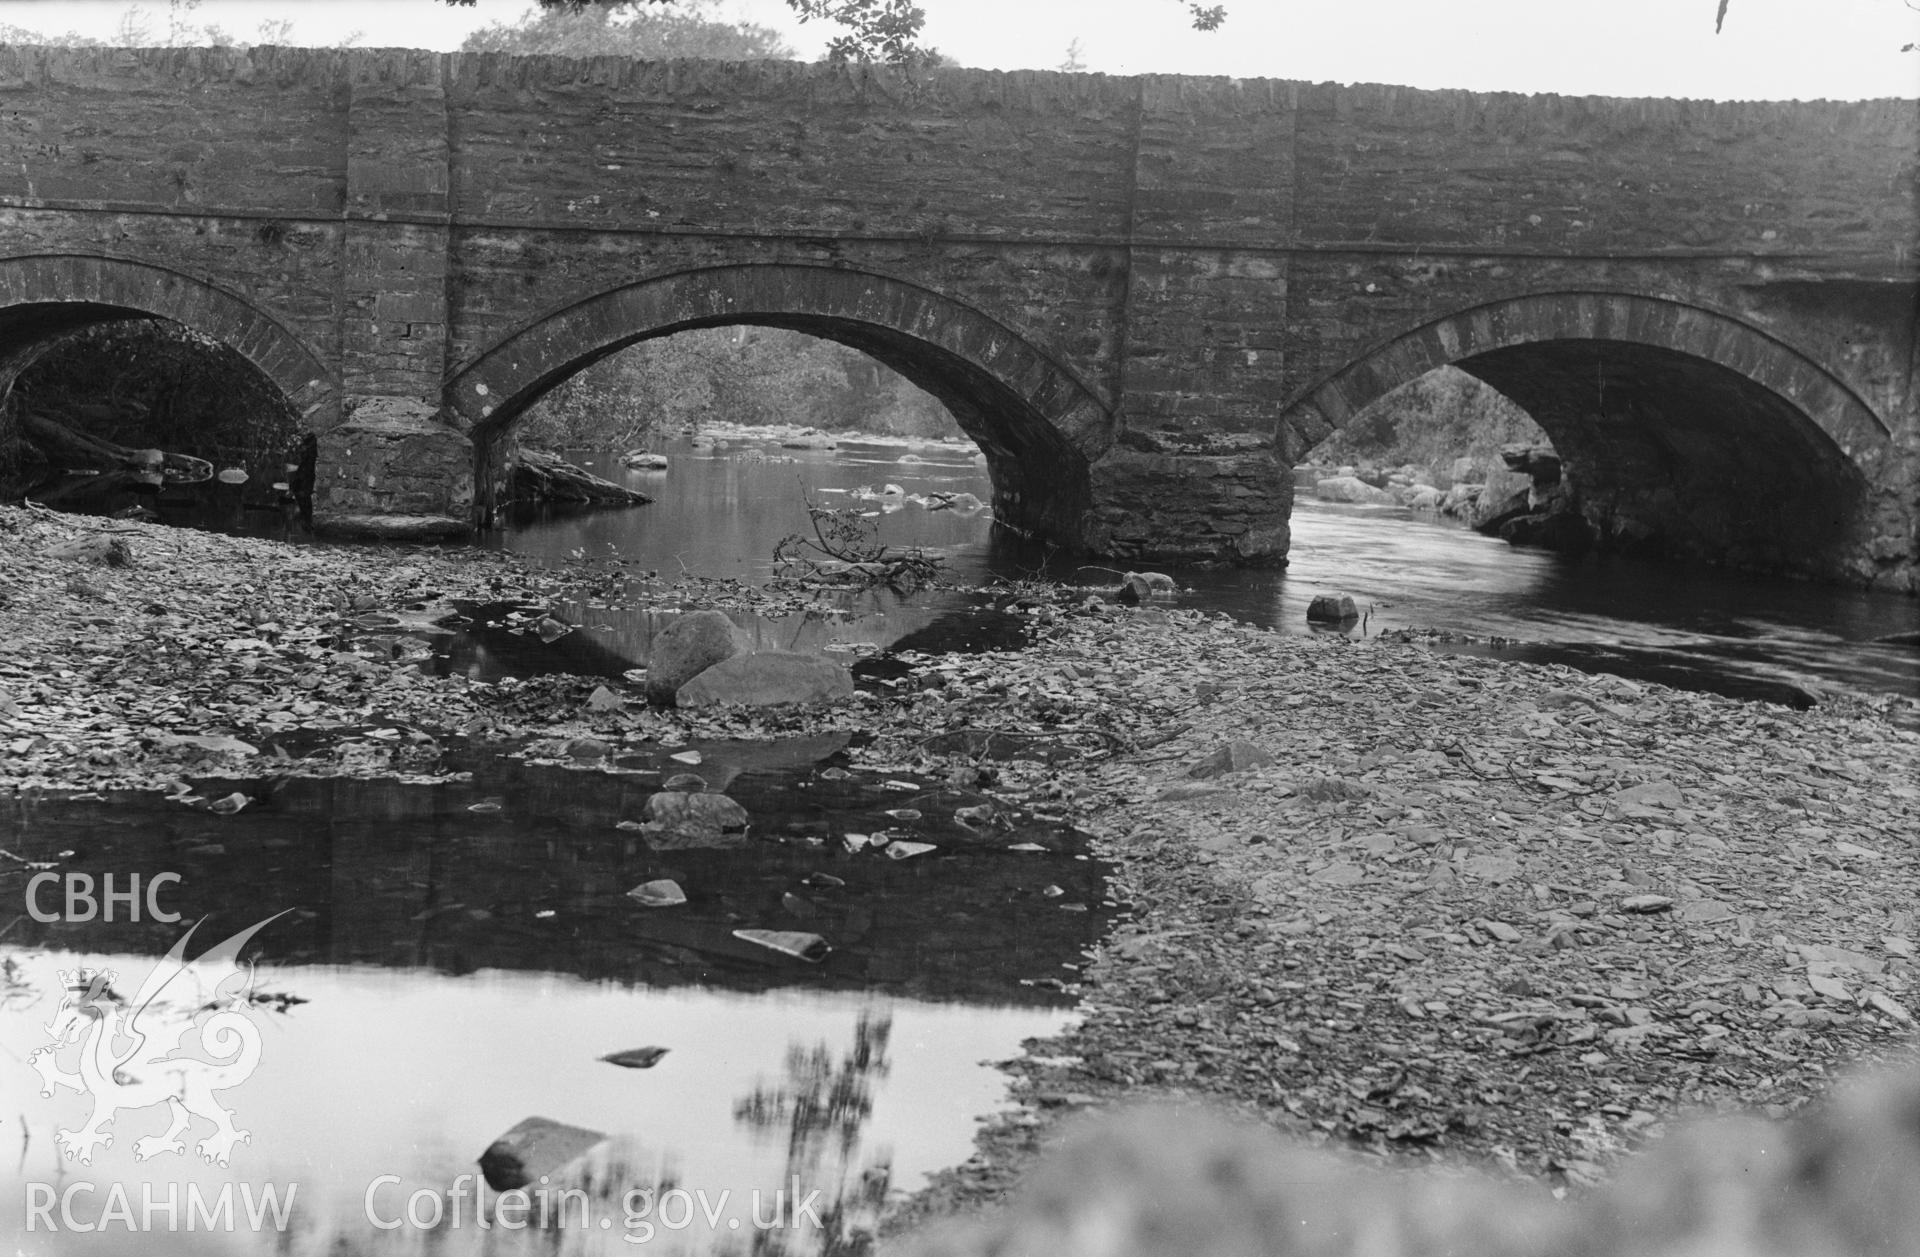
[0,45,1913,588]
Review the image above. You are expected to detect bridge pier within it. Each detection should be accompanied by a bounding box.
[313,397,472,540]
[1084,441,1293,566]
[310,55,473,540]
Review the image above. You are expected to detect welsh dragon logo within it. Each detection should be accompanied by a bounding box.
[27,912,287,1167]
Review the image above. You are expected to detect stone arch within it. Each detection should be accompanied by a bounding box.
[0,253,334,425]
[1280,291,1894,577]
[449,263,1114,548]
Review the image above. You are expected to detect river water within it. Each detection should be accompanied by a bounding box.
[2,751,1105,1254]
[494,432,1920,708]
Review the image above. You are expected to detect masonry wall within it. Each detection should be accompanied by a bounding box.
[0,45,1911,576]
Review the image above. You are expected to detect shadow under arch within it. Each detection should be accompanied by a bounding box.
[1279,291,1893,577]
[448,263,1115,550]
[0,254,334,426]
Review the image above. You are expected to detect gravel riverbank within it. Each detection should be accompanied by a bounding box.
[873,598,1920,1247]
[3,504,1916,1249]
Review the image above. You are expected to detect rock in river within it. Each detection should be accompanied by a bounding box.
[1306,594,1358,623]
[640,790,751,848]
[675,651,854,708]
[1314,475,1395,505]
[646,610,742,705]
[479,1117,606,1191]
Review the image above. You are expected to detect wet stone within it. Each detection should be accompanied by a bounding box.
[1188,740,1275,779]
[640,790,751,849]
[646,610,742,705]
[675,651,855,708]
[478,1117,606,1192]
[1306,593,1359,623]
[565,736,611,760]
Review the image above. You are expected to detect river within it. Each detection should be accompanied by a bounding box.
[492,431,1920,709]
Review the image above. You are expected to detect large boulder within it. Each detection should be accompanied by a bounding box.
[675,652,855,709]
[1439,483,1484,518]
[1314,476,1395,505]
[1116,571,1177,603]
[1500,443,1563,484]
[1471,488,1532,535]
[645,611,743,705]
[1398,484,1445,511]
[1499,511,1596,555]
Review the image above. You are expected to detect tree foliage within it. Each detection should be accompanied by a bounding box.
[448,0,1226,65]
[461,0,792,59]
[0,0,306,49]
[515,327,960,450]
[1308,366,1547,483]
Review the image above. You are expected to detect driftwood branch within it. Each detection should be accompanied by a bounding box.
[15,409,213,507]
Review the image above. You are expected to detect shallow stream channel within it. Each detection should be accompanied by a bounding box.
[3,731,1106,1254]
[4,429,1915,1254]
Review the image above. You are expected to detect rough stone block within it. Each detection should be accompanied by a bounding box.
[314,397,474,525]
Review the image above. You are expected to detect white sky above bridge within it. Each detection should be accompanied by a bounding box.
[1,0,1916,100]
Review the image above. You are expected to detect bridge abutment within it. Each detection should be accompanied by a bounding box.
[1085,441,1293,565]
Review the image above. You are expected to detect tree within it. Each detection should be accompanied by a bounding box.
[446,0,1226,65]
[0,0,322,49]
[1307,366,1547,485]
[514,326,959,448]
[461,0,792,59]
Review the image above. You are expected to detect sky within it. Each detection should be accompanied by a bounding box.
[0,0,1916,100]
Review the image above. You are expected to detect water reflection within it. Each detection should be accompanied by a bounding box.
[436,595,1025,688]
[2,968,1045,1256]
[1,748,1103,1253]
[482,436,1916,702]
[2,748,1106,1002]
[735,1010,895,1254]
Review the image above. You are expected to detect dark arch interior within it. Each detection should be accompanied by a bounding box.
[0,303,302,519]
[471,314,1093,550]
[0,302,130,386]
[1451,339,1867,575]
